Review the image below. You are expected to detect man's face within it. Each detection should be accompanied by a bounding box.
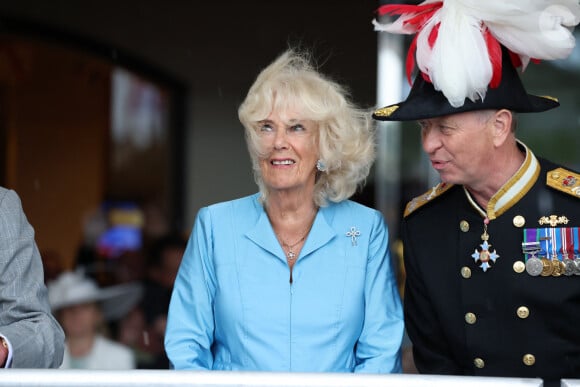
[419,110,496,186]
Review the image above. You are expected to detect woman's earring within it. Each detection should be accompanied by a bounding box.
[316,159,327,172]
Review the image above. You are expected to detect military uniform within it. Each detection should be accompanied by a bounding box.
[402,143,580,386]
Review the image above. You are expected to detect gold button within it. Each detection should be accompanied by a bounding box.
[465,312,477,324]
[513,261,526,273]
[551,172,560,179]
[460,220,470,232]
[513,215,525,228]
[523,354,535,366]
[461,266,472,279]
[474,358,485,368]
[517,306,530,319]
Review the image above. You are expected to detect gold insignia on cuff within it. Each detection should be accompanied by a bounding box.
[374,105,399,117]
[546,167,580,198]
[404,182,454,217]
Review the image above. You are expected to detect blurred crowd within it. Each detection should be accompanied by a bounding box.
[43,203,187,370]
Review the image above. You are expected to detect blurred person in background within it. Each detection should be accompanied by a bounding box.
[141,233,186,368]
[48,270,142,369]
[118,233,186,369]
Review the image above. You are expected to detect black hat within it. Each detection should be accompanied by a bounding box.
[371,1,579,122]
[373,47,560,122]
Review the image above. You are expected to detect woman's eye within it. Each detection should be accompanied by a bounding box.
[259,124,274,132]
[290,124,305,132]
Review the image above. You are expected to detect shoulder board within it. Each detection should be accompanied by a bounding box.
[404,182,454,217]
[546,167,580,199]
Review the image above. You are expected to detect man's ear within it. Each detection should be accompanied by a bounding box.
[491,109,513,147]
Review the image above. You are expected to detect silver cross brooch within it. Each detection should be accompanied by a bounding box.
[346,226,361,246]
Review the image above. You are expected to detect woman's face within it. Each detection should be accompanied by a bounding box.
[256,108,319,196]
[59,302,102,339]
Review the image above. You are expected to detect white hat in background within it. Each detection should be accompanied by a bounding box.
[48,270,143,321]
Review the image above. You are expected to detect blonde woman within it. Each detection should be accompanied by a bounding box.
[165,49,403,372]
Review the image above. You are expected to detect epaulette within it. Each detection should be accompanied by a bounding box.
[546,167,580,199]
[404,182,454,217]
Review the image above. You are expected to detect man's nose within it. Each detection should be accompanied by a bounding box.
[421,127,440,154]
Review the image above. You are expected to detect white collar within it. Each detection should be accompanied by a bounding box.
[464,141,540,220]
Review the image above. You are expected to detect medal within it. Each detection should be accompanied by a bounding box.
[523,246,542,276]
[525,256,543,276]
[564,259,576,276]
[523,227,580,277]
[561,227,576,276]
[522,230,542,276]
[574,258,580,275]
[540,257,554,276]
[471,217,499,272]
[568,225,580,273]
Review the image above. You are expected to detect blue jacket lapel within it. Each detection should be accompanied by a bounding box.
[245,201,338,262]
[245,206,285,262]
[300,206,336,259]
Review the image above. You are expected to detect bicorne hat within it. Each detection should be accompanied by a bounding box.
[372,0,580,122]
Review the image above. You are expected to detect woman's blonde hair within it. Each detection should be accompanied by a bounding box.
[238,48,376,207]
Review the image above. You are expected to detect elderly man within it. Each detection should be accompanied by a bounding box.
[373,1,580,386]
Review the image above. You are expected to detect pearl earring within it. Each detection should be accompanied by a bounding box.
[316,159,327,172]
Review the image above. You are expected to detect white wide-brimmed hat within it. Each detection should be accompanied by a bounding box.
[48,271,143,321]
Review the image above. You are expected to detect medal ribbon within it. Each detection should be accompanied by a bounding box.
[523,228,540,261]
[555,227,579,259]
[523,227,580,261]
[574,227,580,257]
[541,228,550,258]
[562,227,573,259]
[549,227,559,259]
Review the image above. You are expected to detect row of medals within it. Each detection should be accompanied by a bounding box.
[522,242,579,277]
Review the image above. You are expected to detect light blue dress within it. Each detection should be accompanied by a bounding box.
[165,193,403,372]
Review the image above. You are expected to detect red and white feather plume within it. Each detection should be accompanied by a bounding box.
[373,0,580,107]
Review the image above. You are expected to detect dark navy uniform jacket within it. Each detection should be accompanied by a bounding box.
[402,143,580,387]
